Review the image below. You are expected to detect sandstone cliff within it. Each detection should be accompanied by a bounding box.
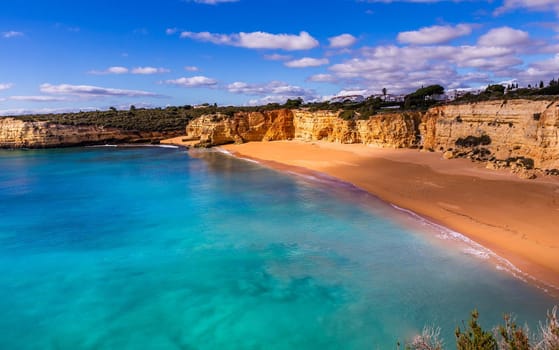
[187,109,422,149]
[422,99,559,174]
[293,110,422,147]
[186,109,294,147]
[0,118,174,148]
[184,98,559,175]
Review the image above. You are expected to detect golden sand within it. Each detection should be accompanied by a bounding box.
[220,140,559,290]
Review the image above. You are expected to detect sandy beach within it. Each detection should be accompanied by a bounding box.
[218,140,559,292]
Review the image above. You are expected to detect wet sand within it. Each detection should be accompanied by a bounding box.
[220,140,559,292]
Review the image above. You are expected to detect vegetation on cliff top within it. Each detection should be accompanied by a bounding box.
[10,104,289,132]
[6,78,558,130]
[451,78,559,104]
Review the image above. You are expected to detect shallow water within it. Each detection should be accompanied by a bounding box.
[0,147,556,349]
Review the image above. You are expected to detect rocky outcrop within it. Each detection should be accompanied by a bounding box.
[293,110,422,148]
[186,109,294,146]
[187,109,422,149]
[0,118,174,148]
[422,99,559,175]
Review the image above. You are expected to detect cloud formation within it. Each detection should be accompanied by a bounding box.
[40,84,159,97]
[520,54,559,82]
[264,53,292,61]
[163,76,218,87]
[329,34,358,48]
[307,74,336,83]
[2,31,24,38]
[131,67,170,74]
[89,66,170,75]
[9,95,68,102]
[397,24,472,45]
[477,26,530,47]
[227,80,317,102]
[285,57,329,68]
[180,31,319,50]
[0,83,13,91]
[494,0,559,16]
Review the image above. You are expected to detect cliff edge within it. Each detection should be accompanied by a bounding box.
[0,118,176,148]
[184,98,559,176]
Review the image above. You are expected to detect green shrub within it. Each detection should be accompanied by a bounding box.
[455,310,498,350]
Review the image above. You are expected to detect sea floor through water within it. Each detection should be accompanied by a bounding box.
[0,146,556,349]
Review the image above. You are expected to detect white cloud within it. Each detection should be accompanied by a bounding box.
[494,0,559,16]
[2,31,24,38]
[327,41,525,93]
[40,83,159,97]
[520,54,559,81]
[0,83,13,91]
[329,34,358,48]
[9,96,68,102]
[180,30,319,50]
[477,27,530,47]
[397,24,472,45]
[89,66,129,75]
[131,67,170,74]
[184,66,199,71]
[307,74,336,83]
[163,76,218,87]
[263,53,292,61]
[285,57,329,68]
[89,66,169,75]
[227,80,317,99]
[0,107,98,117]
[166,28,178,35]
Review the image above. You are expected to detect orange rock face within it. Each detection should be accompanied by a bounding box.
[185,98,559,174]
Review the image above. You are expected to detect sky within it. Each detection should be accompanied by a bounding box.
[0,0,558,115]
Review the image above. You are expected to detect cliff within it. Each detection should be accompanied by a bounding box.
[2,98,558,175]
[422,99,559,176]
[186,109,422,149]
[185,109,295,147]
[184,98,559,176]
[0,118,175,148]
[293,110,422,147]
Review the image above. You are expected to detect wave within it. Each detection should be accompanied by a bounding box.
[389,203,558,294]
[85,144,118,148]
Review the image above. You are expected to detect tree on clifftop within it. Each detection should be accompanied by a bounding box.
[404,84,444,109]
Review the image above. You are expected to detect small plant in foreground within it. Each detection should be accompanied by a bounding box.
[407,326,444,350]
[455,309,498,350]
[497,314,531,350]
[536,306,559,350]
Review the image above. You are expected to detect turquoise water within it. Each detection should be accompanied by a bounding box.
[0,146,556,349]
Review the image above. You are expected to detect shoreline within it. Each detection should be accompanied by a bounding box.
[215,140,559,296]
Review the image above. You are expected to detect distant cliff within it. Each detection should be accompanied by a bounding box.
[0,118,176,148]
[184,99,559,176]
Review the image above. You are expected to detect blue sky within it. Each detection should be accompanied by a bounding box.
[1,0,558,115]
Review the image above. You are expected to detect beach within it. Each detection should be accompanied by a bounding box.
[220,140,559,291]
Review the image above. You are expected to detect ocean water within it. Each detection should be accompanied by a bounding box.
[0,146,556,350]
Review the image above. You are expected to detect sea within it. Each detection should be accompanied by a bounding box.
[0,146,556,349]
